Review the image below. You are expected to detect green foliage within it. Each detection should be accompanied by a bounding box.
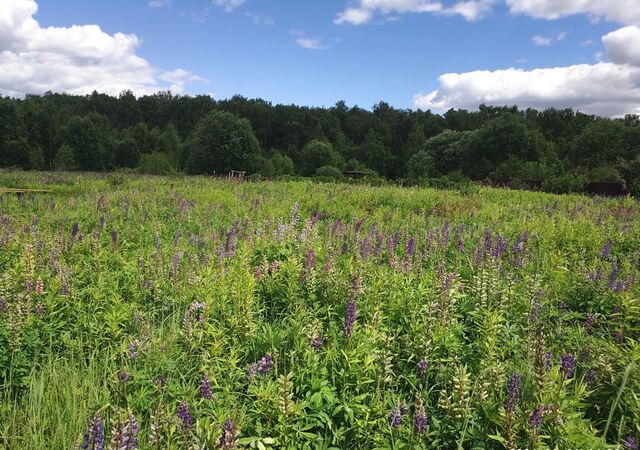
[184,110,261,175]
[299,140,342,176]
[0,171,638,449]
[137,152,175,175]
[314,165,344,181]
[53,144,77,171]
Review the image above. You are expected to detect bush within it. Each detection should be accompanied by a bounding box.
[314,165,344,181]
[138,153,175,175]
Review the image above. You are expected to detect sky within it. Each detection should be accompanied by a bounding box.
[1,0,640,116]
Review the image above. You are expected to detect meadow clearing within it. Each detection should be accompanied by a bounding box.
[0,171,638,449]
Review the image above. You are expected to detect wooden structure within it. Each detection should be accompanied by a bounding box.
[344,170,367,179]
[228,170,246,182]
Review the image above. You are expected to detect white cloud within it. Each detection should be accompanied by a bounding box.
[148,0,171,7]
[532,35,552,45]
[531,31,567,46]
[335,0,495,25]
[504,0,640,25]
[602,25,640,67]
[296,37,328,50]
[413,63,640,116]
[245,11,274,25]
[0,0,205,97]
[214,0,247,13]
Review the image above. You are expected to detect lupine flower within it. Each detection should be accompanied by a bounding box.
[61,281,70,296]
[414,395,428,434]
[407,238,416,257]
[218,418,239,450]
[154,374,167,390]
[79,412,105,450]
[119,370,130,384]
[246,363,259,380]
[343,297,357,338]
[311,334,324,350]
[623,436,638,450]
[585,368,596,387]
[258,354,273,374]
[109,410,139,450]
[529,406,544,430]
[71,222,79,239]
[200,374,213,399]
[417,359,428,376]
[128,340,140,359]
[560,353,575,380]
[177,401,193,431]
[304,248,316,271]
[35,278,44,296]
[505,372,521,412]
[599,239,613,259]
[389,406,402,429]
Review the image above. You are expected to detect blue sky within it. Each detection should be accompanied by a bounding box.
[2,1,640,115]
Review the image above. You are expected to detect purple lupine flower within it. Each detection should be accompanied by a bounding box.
[80,412,105,450]
[200,374,213,399]
[560,353,575,380]
[71,222,79,239]
[586,267,604,282]
[505,372,521,413]
[154,374,167,390]
[258,354,273,374]
[414,396,428,434]
[177,401,193,431]
[389,406,402,429]
[128,340,140,359]
[343,298,357,338]
[311,334,324,350]
[61,281,69,296]
[407,238,416,257]
[529,406,544,430]
[109,411,139,450]
[545,352,552,371]
[417,359,428,376]
[304,249,316,272]
[110,229,118,248]
[585,368,596,387]
[608,260,618,290]
[218,418,239,449]
[623,436,638,450]
[119,370,130,384]
[246,363,259,380]
[599,239,613,260]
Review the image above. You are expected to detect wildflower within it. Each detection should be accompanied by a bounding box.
[623,436,638,450]
[599,239,613,259]
[258,354,273,374]
[110,229,118,248]
[417,359,428,376]
[109,410,139,450]
[560,353,575,380]
[529,406,544,430]
[79,412,105,450]
[545,351,552,371]
[154,374,167,390]
[311,334,324,350]
[71,222,79,239]
[414,395,428,434]
[343,297,357,338]
[585,368,596,387]
[304,248,316,271]
[218,418,239,450]
[200,374,213,399]
[505,372,521,413]
[407,238,416,257]
[119,370,130,384]
[35,278,44,296]
[128,340,140,359]
[246,363,259,380]
[177,401,193,432]
[388,406,402,429]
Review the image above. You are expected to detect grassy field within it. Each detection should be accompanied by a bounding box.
[0,171,638,449]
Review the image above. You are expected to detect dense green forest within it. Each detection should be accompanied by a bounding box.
[1,91,639,193]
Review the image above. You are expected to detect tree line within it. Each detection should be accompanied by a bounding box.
[1,90,639,194]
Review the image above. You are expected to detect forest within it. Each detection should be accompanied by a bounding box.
[1,90,639,194]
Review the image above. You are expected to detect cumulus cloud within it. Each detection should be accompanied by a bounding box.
[214,0,247,13]
[602,25,640,67]
[296,37,328,50]
[0,0,205,97]
[413,63,640,116]
[335,0,495,25]
[532,35,552,45]
[505,0,640,25]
